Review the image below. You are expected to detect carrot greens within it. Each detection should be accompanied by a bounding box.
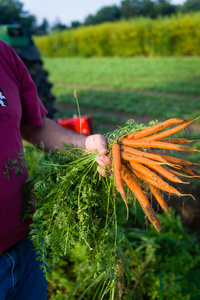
[22,142,138,298]
[22,117,200,299]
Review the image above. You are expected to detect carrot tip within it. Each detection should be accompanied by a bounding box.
[154,222,163,233]
[125,204,129,221]
[193,116,200,122]
[181,194,196,201]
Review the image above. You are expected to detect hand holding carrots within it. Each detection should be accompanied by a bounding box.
[84,134,112,177]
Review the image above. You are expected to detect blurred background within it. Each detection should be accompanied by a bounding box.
[1,0,200,299]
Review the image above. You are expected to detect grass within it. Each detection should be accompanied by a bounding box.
[44,57,200,94]
[43,56,200,135]
[53,87,200,117]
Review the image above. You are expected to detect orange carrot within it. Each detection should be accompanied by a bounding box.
[121,151,161,166]
[174,166,200,179]
[158,153,199,166]
[121,146,170,164]
[146,162,188,184]
[132,166,195,200]
[149,184,169,213]
[140,118,198,142]
[121,151,187,183]
[158,138,197,144]
[164,167,190,178]
[129,161,185,196]
[121,164,163,232]
[125,118,187,140]
[112,143,129,220]
[122,139,199,152]
[131,168,167,191]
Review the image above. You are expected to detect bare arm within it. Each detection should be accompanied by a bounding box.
[20,117,111,176]
[21,117,87,151]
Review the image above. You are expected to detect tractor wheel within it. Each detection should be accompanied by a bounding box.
[24,60,56,119]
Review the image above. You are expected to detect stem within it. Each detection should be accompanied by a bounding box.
[74,89,83,147]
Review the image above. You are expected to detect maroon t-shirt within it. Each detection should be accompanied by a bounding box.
[0,39,47,252]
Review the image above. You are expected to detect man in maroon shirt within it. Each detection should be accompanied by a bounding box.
[0,39,111,299]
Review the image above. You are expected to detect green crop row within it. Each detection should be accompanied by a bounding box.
[34,12,200,57]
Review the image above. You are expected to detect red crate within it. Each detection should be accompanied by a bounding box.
[54,115,93,135]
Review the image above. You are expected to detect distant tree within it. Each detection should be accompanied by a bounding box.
[84,5,121,25]
[84,14,97,26]
[141,0,157,18]
[20,14,37,34]
[120,0,177,18]
[52,18,68,31]
[0,0,39,34]
[95,5,121,23]
[70,21,82,29]
[0,0,23,23]
[120,0,144,18]
[35,18,50,35]
[179,0,200,12]
[154,0,177,16]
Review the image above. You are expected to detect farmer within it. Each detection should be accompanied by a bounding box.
[0,39,111,299]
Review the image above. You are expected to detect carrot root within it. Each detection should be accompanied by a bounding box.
[122,139,200,152]
[121,164,162,232]
[149,184,169,214]
[141,118,199,142]
[112,143,129,220]
[125,118,188,140]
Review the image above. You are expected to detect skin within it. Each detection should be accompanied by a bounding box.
[20,116,111,177]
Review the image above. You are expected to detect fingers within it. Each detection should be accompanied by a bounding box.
[95,155,110,168]
[85,134,111,177]
[97,166,106,177]
[85,134,108,154]
[96,155,112,177]
[93,135,108,155]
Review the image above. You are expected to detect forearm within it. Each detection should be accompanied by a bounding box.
[20,117,87,152]
[21,116,111,177]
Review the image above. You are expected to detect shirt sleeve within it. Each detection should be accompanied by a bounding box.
[0,39,48,126]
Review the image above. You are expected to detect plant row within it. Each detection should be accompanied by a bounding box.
[34,12,200,57]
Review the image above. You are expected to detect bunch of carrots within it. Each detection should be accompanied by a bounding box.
[112,117,200,232]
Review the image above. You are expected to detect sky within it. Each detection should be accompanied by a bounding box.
[22,0,185,27]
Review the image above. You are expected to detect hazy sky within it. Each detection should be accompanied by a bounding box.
[22,0,185,26]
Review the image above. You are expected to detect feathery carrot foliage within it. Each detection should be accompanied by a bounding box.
[21,117,200,299]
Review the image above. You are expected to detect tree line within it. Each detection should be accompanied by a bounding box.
[0,0,200,35]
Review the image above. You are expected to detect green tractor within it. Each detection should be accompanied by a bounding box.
[0,24,56,118]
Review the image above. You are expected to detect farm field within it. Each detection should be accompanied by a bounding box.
[44,55,200,223]
[44,57,200,134]
[43,54,200,224]
[45,57,200,93]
